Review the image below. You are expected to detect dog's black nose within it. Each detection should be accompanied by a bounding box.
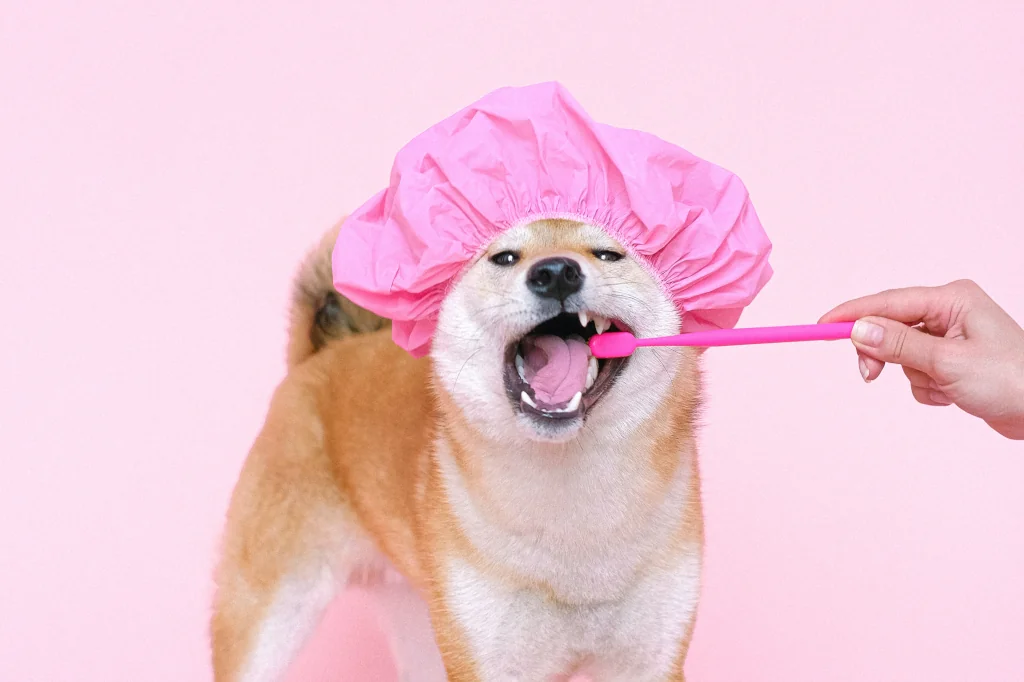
[526,257,584,301]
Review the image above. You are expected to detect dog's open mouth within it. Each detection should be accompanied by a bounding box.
[504,312,629,420]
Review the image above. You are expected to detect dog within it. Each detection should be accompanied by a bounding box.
[211,216,705,682]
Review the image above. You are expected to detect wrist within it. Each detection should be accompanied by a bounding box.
[990,420,1024,440]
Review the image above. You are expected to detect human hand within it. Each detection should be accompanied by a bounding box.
[820,280,1024,440]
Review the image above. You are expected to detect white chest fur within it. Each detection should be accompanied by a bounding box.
[437,438,701,681]
[444,549,700,682]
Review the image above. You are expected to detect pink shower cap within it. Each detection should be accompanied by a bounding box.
[333,82,773,358]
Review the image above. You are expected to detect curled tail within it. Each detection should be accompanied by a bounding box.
[286,221,389,368]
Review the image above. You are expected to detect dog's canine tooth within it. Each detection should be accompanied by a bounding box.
[521,391,538,408]
[594,316,610,334]
[578,311,589,329]
[566,391,582,411]
[515,353,527,380]
[586,356,598,389]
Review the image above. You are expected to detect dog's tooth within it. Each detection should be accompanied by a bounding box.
[521,391,537,408]
[585,372,596,390]
[515,353,526,380]
[594,316,610,334]
[567,391,582,411]
[578,311,589,328]
[587,356,598,389]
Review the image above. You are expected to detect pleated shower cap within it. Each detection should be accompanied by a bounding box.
[333,82,773,357]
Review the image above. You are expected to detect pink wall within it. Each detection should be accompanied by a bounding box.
[2,2,1022,680]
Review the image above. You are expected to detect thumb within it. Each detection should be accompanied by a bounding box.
[851,317,942,373]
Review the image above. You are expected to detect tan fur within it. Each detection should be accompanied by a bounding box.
[286,220,389,368]
[212,219,704,682]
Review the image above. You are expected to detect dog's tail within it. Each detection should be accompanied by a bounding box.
[286,221,389,368]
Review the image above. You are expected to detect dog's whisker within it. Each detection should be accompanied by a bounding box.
[593,277,644,288]
[452,346,485,395]
[603,291,660,317]
[472,302,518,315]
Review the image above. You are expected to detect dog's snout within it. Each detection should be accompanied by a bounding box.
[526,257,584,301]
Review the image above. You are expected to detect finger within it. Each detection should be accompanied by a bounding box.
[902,365,937,390]
[911,385,954,406]
[851,316,944,373]
[858,353,884,382]
[819,286,952,331]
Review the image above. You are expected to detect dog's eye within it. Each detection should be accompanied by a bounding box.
[489,251,520,267]
[593,250,624,262]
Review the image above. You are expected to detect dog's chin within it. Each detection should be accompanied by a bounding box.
[513,410,586,443]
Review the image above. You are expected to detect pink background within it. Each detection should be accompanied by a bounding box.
[2,1,1022,681]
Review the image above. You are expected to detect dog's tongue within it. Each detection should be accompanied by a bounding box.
[523,335,590,406]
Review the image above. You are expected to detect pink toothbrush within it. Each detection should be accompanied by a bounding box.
[588,322,855,359]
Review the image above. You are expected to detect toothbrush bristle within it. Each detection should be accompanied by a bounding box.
[588,331,637,359]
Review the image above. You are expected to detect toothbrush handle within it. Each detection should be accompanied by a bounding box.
[637,322,855,348]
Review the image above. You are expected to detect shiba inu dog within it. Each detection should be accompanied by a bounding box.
[212,217,704,682]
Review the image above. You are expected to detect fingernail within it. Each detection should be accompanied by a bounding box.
[852,320,884,347]
[858,357,871,382]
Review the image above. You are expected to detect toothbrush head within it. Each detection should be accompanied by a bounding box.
[588,331,638,359]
